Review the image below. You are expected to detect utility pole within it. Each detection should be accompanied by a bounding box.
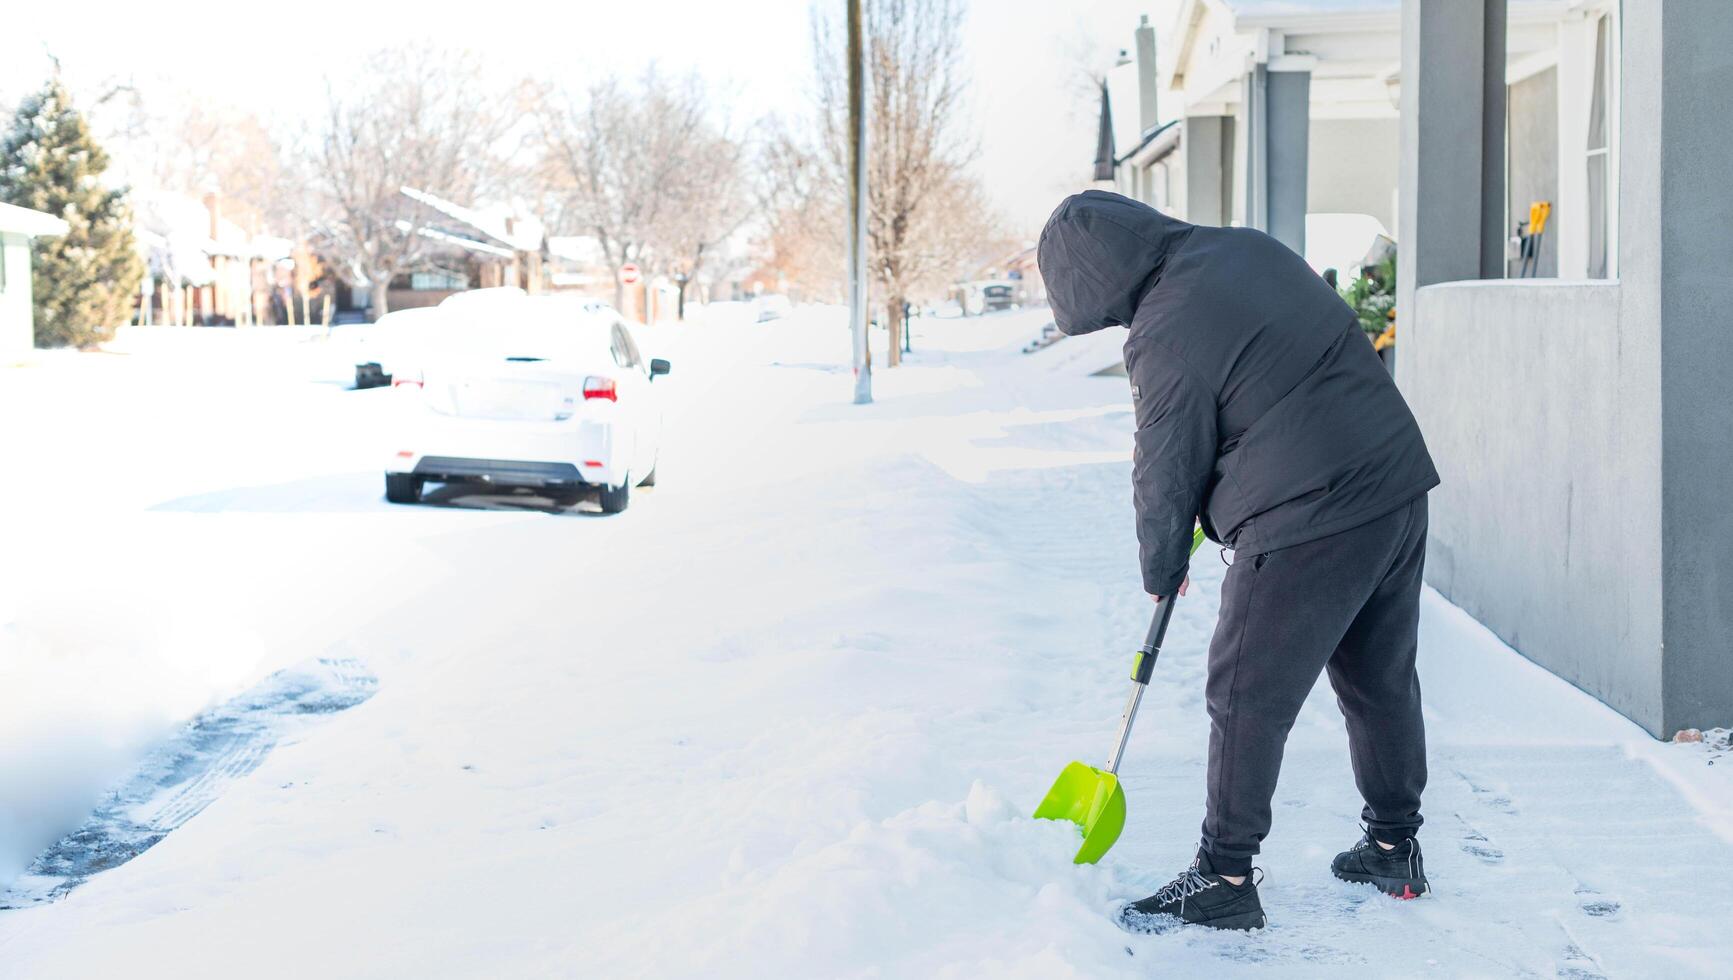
[847,0,872,404]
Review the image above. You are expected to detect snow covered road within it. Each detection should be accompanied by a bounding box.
[1,310,1729,977]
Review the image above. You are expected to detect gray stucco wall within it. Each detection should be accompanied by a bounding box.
[1506,67,1559,277]
[1309,118,1399,234]
[1407,281,1665,732]
[1400,0,1728,738]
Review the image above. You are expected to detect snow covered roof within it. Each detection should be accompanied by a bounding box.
[1117,119,1181,168]
[0,201,69,237]
[1225,0,1396,13]
[399,186,544,253]
[133,191,287,269]
[403,221,517,259]
[547,236,605,264]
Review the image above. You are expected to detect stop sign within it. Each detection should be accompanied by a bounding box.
[619,263,641,285]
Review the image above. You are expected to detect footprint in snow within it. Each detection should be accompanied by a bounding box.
[1556,941,1608,980]
[1574,885,1620,918]
[1454,814,1506,864]
[1454,768,1519,816]
[0,656,377,909]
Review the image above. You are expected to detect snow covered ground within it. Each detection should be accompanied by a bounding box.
[1,309,1730,977]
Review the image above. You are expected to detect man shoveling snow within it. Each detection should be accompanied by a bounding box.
[1037,190,1441,931]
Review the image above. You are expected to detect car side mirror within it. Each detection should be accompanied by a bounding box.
[649,358,671,379]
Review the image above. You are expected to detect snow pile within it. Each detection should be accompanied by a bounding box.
[0,550,271,886]
[1025,319,1129,377]
[597,783,1143,978]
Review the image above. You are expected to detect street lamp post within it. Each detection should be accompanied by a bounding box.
[847,0,872,404]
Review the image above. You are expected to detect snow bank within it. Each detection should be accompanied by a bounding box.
[1024,321,1128,377]
[0,542,271,885]
[596,783,1145,978]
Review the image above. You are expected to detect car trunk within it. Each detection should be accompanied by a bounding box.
[430,360,581,422]
[421,319,614,423]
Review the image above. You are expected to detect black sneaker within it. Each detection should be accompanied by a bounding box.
[1331,829,1428,899]
[1119,852,1266,932]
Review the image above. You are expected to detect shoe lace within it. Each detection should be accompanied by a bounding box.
[1351,825,1381,854]
[1154,860,1219,904]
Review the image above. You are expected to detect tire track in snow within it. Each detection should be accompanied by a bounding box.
[0,656,376,909]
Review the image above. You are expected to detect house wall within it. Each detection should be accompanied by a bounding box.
[387,289,461,313]
[1506,66,1560,277]
[1309,117,1399,233]
[1402,0,1733,738]
[0,233,34,359]
[1407,280,1663,730]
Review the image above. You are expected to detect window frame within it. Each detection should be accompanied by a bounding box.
[1584,9,1620,280]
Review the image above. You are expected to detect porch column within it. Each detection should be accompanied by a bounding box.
[1637,2,1733,731]
[1396,0,1507,326]
[1265,64,1311,256]
[1183,116,1228,226]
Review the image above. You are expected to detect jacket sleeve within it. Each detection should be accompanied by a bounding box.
[1124,338,1218,596]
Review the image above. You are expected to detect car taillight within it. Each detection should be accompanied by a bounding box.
[393,370,423,389]
[583,377,617,402]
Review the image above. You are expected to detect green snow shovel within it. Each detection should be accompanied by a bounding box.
[1033,528,1205,864]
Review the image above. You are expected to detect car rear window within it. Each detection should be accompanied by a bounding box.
[441,301,614,362]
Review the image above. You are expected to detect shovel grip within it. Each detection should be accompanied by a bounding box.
[1131,595,1177,684]
[1129,529,1202,684]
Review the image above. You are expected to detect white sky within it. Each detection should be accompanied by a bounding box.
[1,0,1153,238]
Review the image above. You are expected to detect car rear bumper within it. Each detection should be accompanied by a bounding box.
[410,456,588,487]
[386,414,624,487]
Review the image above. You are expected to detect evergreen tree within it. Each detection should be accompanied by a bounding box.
[0,75,143,348]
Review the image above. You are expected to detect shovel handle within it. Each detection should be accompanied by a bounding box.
[1107,598,1175,774]
[1105,529,1205,774]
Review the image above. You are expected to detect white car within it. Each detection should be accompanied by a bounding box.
[752,293,792,322]
[383,296,669,513]
[349,306,444,388]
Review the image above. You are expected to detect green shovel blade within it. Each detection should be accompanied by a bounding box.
[1032,761,1126,864]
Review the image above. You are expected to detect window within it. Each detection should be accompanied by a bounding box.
[410,270,468,291]
[1585,13,1612,279]
[610,322,641,369]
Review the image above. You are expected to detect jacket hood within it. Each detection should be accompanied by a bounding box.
[1036,190,1193,336]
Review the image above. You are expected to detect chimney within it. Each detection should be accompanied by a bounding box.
[203,190,221,241]
[1135,14,1159,133]
[1093,81,1116,182]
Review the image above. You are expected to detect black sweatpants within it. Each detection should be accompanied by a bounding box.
[1200,496,1429,875]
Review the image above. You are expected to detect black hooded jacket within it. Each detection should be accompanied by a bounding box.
[1037,190,1439,596]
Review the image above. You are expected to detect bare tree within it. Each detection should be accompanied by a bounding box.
[297,46,508,318]
[148,100,292,235]
[753,117,846,301]
[814,0,980,366]
[659,125,752,313]
[531,68,749,313]
[900,175,1012,302]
